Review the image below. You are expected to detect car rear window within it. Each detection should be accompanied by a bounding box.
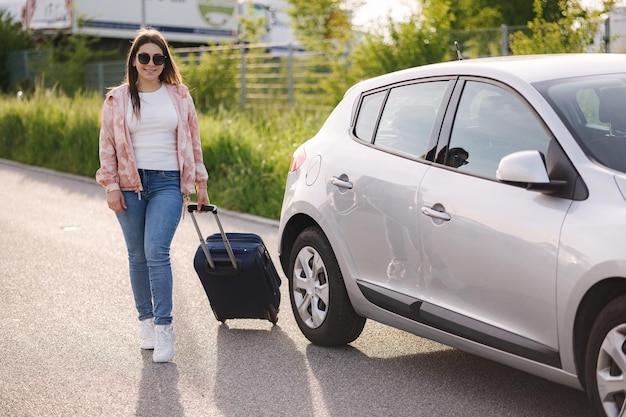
[353,81,449,160]
[354,91,386,143]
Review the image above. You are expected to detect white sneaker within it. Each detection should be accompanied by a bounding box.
[153,324,175,362]
[139,318,155,350]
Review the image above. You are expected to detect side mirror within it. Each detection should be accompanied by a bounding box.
[496,150,567,193]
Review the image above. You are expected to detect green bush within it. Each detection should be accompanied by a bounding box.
[0,10,35,92]
[0,89,326,219]
[198,108,320,217]
[183,49,240,113]
[0,89,101,175]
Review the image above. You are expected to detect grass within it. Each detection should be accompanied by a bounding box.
[0,90,327,219]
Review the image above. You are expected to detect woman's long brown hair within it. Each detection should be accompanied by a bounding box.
[124,27,183,118]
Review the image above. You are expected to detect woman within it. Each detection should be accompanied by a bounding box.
[96,27,209,362]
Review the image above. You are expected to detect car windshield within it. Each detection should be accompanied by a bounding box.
[537,74,626,173]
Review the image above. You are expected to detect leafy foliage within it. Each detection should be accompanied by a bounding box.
[0,10,35,92]
[509,0,612,54]
[350,0,454,79]
[0,89,325,219]
[285,0,358,50]
[40,34,99,94]
[0,88,101,174]
[183,48,239,113]
[238,0,268,43]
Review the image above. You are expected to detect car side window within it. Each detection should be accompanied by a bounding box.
[354,91,386,142]
[445,81,552,178]
[373,81,448,159]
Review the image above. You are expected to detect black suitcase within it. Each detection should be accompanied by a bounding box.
[187,204,281,324]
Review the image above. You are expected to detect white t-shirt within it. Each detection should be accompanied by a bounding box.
[128,84,179,171]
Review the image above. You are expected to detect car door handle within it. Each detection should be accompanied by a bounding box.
[330,176,353,189]
[421,206,451,221]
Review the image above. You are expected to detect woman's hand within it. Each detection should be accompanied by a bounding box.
[107,190,127,214]
[196,188,210,211]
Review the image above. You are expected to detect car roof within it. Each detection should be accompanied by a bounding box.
[355,53,626,91]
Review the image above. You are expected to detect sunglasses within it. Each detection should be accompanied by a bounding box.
[137,53,167,66]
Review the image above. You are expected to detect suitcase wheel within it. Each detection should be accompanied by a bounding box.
[212,307,225,323]
[265,305,279,325]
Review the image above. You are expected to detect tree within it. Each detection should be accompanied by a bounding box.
[448,0,566,58]
[283,0,455,106]
[36,33,102,95]
[284,0,362,107]
[350,0,454,79]
[285,0,360,51]
[509,0,613,54]
[238,0,268,43]
[184,48,239,112]
[0,10,35,92]
[450,0,562,30]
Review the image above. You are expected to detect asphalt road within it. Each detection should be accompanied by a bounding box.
[0,159,595,417]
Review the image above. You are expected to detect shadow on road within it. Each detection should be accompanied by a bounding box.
[215,324,314,417]
[136,350,184,417]
[305,343,593,417]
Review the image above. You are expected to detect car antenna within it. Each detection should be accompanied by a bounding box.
[454,41,463,60]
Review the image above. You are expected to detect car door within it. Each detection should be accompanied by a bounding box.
[326,80,452,296]
[417,79,572,359]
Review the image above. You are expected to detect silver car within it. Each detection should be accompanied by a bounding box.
[277,54,626,417]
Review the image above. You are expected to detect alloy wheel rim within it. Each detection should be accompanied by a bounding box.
[597,324,626,417]
[292,246,330,329]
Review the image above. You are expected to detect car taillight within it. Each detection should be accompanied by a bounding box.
[289,146,306,172]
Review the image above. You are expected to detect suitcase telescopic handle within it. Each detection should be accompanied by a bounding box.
[187,204,238,270]
[187,204,217,214]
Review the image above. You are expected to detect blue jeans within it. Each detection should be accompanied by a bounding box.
[116,170,183,325]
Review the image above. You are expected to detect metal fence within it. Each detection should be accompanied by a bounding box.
[84,60,126,94]
[7,42,333,109]
[7,50,50,87]
[176,42,332,110]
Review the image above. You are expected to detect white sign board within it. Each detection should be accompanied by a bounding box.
[74,0,239,43]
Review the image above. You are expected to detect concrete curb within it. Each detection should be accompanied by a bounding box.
[0,158,280,228]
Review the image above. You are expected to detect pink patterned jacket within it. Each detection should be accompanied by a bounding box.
[96,83,208,199]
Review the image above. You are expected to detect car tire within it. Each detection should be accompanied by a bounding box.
[585,295,626,417]
[288,227,366,346]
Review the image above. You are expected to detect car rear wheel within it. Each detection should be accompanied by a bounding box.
[585,295,626,417]
[288,227,366,346]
